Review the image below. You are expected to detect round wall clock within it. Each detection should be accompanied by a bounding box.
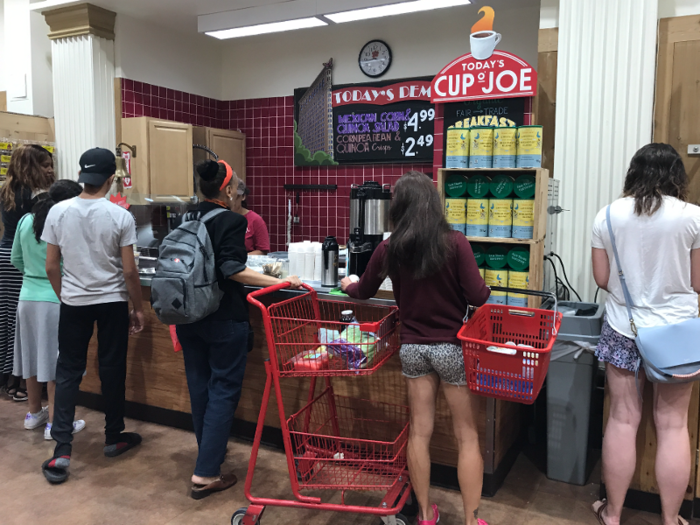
[359,40,392,78]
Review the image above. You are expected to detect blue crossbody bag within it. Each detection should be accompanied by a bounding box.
[606,205,700,384]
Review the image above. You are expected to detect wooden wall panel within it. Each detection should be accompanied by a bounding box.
[0,92,6,112]
[0,111,55,142]
[534,28,558,176]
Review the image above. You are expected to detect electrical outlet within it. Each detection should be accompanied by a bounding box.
[293,216,300,224]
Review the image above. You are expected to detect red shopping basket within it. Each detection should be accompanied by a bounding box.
[458,288,562,404]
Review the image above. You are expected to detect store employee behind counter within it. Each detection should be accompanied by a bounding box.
[175,159,302,500]
[230,179,270,255]
[342,171,491,525]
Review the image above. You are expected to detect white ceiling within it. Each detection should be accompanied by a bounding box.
[28,0,440,34]
[29,0,286,33]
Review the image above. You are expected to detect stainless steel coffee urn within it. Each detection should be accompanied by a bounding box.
[321,236,339,287]
[348,181,391,277]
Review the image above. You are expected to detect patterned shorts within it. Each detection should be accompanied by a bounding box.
[595,320,641,372]
[400,343,467,385]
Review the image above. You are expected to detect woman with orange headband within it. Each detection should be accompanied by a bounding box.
[176,160,301,500]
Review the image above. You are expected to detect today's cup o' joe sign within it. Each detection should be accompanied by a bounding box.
[431,51,537,103]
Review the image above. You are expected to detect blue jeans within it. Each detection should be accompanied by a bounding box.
[177,318,249,477]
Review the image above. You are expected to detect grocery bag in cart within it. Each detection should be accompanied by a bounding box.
[458,287,562,404]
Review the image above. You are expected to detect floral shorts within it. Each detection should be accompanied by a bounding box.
[400,343,467,386]
[595,320,641,372]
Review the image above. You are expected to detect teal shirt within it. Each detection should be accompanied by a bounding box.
[11,214,59,303]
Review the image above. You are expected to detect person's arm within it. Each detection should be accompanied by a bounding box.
[121,245,144,334]
[249,250,267,256]
[231,267,301,288]
[220,214,299,288]
[592,248,610,292]
[341,243,386,300]
[455,236,490,307]
[45,243,62,301]
[10,224,25,274]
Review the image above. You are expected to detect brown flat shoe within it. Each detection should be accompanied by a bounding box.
[190,473,237,500]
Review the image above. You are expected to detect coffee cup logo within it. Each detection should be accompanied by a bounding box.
[470,6,501,61]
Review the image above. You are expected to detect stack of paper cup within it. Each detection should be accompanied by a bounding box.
[303,241,315,281]
[288,243,301,277]
[313,242,323,281]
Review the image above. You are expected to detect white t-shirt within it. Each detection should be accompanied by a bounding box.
[591,196,700,338]
[42,197,137,306]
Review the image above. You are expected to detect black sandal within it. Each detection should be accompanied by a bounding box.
[13,387,28,402]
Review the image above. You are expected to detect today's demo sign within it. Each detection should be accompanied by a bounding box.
[332,79,435,164]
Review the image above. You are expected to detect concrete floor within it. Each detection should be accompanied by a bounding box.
[0,396,692,525]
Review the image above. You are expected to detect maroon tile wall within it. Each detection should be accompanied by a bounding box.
[121,79,432,251]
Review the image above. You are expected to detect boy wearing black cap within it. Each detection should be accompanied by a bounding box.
[40,148,145,484]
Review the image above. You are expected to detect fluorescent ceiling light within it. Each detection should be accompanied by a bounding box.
[326,0,471,23]
[206,17,326,39]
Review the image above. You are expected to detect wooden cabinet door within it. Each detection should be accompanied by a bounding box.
[148,120,194,197]
[207,128,246,183]
[655,16,700,204]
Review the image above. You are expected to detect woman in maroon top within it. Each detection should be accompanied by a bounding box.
[342,171,490,525]
[230,180,270,255]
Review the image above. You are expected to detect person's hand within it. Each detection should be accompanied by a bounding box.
[285,275,303,289]
[340,277,353,292]
[129,309,145,335]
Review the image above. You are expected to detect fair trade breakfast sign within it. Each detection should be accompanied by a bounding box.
[431,6,537,103]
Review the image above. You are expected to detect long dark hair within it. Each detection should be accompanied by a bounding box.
[32,180,82,242]
[383,171,453,279]
[1,144,55,211]
[622,143,688,216]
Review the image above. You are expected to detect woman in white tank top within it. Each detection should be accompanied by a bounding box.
[590,143,700,525]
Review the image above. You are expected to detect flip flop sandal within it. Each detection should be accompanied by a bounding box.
[42,457,70,484]
[190,473,238,500]
[592,500,609,525]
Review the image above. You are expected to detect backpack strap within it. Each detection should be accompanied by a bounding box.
[184,208,228,224]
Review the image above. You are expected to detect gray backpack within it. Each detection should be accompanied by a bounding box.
[151,209,227,325]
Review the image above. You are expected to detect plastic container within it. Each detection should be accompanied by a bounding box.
[512,199,535,239]
[466,199,489,237]
[445,198,467,235]
[488,199,513,238]
[493,127,517,168]
[517,126,543,168]
[469,127,494,168]
[466,174,491,199]
[445,129,469,169]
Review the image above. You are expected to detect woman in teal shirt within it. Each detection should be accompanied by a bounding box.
[12,180,86,439]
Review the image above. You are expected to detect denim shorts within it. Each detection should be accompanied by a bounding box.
[399,343,467,385]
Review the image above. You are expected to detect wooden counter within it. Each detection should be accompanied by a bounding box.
[79,286,523,494]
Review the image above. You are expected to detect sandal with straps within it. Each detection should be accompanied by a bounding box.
[592,500,609,525]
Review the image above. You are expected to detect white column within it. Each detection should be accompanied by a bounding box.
[51,35,115,180]
[553,0,658,301]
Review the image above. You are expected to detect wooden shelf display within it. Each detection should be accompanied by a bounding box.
[437,168,550,308]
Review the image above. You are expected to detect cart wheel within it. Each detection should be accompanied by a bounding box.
[231,507,258,525]
[379,513,409,525]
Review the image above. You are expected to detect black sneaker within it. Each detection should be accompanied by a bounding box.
[104,432,142,458]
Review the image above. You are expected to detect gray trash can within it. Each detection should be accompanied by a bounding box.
[546,301,604,485]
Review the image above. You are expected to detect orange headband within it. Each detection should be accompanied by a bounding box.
[218,160,233,191]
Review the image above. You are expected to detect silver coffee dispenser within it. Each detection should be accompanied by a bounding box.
[348,181,391,277]
[321,236,339,287]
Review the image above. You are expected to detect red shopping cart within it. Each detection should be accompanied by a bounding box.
[235,283,412,525]
[458,288,563,405]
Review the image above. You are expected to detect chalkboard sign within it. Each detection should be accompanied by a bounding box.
[333,100,435,164]
[444,98,527,129]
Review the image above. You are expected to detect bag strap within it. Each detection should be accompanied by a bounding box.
[184,207,228,224]
[605,205,638,337]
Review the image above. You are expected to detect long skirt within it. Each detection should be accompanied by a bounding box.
[0,246,22,375]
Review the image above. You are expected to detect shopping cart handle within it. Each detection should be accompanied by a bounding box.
[247,282,315,303]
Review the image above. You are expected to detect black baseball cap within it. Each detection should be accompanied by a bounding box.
[78,148,116,186]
